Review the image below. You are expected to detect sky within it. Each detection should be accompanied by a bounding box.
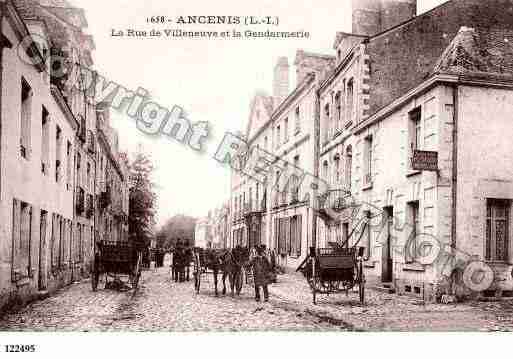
[69,0,446,226]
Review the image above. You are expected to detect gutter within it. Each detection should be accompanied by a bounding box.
[451,84,459,253]
[311,84,321,249]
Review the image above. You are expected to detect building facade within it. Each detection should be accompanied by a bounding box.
[0,0,129,311]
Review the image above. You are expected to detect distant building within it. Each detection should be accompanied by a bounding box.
[194,216,211,248]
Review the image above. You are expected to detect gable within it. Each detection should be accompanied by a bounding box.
[246,93,273,142]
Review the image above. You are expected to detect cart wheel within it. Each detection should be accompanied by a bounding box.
[91,255,99,292]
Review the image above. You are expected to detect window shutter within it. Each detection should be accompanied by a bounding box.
[285,217,291,255]
[11,199,21,280]
[296,215,302,257]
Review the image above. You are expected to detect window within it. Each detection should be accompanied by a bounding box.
[345,146,352,193]
[284,118,289,142]
[20,78,33,159]
[322,161,329,182]
[335,91,342,132]
[486,199,510,262]
[289,215,302,257]
[276,125,281,147]
[76,152,81,187]
[347,78,354,122]
[87,162,91,192]
[41,106,49,174]
[55,126,62,182]
[274,171,280,207]
[364,136,373,186]
[410,108,422,151]
[291,155,300,202]
[11,199,32,280]
[324,103,330,142]
[295,107,300,134]
[66,142,72,190]
[334,154,340,186]
[406,201,420,263]
[249,187,253,211]
[409,108,422,170]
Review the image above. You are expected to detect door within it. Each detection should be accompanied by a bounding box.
[38,211,48,290]
[381,206,393,282]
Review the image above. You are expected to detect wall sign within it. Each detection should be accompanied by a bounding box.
[412,150,438,171]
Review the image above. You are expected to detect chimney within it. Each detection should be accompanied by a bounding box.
[352,0,417,36]
[273,56,290,106]
[352,0,382,36]
[380,0,417,31]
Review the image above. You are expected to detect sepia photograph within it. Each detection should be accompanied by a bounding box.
[0,0,513,356]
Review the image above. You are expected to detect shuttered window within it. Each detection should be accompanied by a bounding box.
[290,215,302,258]
[486,199,510,262]
[11,199,33,281]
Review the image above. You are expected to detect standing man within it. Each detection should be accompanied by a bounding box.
[250,245,271,302]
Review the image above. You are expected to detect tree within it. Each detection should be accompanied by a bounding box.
[156,214,197,250]
[128,147,157,250]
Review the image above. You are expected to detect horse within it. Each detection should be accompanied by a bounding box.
[220,246,250,296]
[193,247,250,296]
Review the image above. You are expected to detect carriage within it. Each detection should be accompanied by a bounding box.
[91,240,143,292]
[298,246,365,305]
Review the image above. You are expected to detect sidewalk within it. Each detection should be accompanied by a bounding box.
[267,272,513,331]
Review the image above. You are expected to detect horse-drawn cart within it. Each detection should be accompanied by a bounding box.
[298,246,365,304]
[91,240,143,292]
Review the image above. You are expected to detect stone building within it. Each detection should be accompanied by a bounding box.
[96,105,129,244]
[316,0,513,300]
[230,52,335,269]
[211,203,230,249]
[194,215,212,249]
[0,0,129,310]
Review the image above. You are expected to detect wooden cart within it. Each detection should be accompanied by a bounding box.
[298,246,365,305]
[91,240,142,292]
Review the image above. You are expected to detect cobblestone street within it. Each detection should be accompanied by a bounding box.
[1,268,513,331]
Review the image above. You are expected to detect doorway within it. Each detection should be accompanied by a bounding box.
[381,206,394,283]
[38,210,48,290]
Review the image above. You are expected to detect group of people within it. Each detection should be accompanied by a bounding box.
[166,243,277,302]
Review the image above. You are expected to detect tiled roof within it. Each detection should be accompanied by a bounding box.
[366,0,513,116]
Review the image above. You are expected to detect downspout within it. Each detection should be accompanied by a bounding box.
[311,77,321,249]
[451,84,459,255]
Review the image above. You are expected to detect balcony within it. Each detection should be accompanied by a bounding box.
[76,187,85,214]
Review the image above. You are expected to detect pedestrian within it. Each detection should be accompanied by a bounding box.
[250,245,271,302]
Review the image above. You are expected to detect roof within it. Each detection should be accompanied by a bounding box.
[365,0,513,116]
